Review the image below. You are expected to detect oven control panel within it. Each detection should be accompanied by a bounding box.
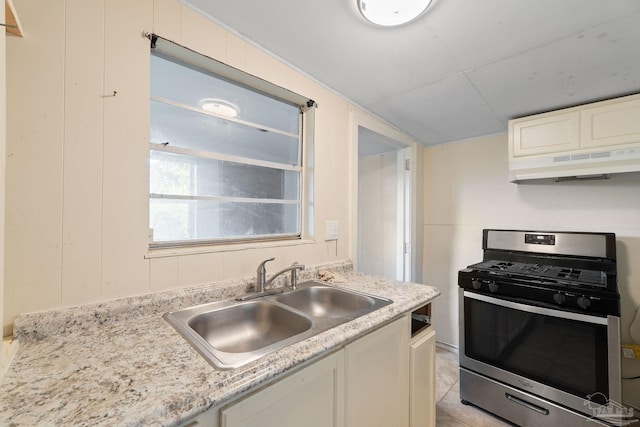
[525,233,555,245]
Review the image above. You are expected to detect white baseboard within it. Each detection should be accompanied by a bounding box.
[436,340,458,354]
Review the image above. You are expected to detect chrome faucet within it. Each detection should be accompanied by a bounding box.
[237,258,306,301]
[265,262,305,290]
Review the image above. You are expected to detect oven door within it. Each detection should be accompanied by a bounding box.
[459,288,621,414]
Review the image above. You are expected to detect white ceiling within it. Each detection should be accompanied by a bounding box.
[181,0,640,146]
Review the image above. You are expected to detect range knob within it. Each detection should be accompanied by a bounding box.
[553,292,566,305]
[471,279,482,290]
[577,296,591,310]
[488,281,499,293]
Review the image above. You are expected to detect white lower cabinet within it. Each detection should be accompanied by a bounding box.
[220,350,345,427]
[345,316,409,427]
[409,326,436,427]
[179,316,418,427]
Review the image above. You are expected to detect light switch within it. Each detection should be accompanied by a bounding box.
[325,220,338,241]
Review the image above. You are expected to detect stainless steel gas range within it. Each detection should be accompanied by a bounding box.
[458,229,625,426]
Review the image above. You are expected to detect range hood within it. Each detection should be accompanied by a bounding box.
[508,93,640,183]
[509,146,640,182]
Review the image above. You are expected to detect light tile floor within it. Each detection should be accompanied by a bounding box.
[435,346,513,426]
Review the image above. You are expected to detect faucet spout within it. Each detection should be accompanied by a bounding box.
[236,259,304,301]
[256,257,275,292]
[266,262,306,290]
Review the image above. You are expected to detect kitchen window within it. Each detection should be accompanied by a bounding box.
[149,36,314,248]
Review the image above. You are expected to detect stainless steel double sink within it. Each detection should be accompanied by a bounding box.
[164,281,392,369]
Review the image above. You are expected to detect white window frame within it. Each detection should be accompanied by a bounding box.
[148,35,315,249]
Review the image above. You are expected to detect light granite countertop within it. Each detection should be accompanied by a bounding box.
[0,261,439,426]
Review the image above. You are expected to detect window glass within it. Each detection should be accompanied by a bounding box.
[151,55,300,134]
[150,199,300,242]
[150,151,300,200]
[150,100,300,165]
[149,43,306,246]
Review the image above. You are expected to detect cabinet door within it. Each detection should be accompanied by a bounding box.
[345,316,410,427]
[510,111,580,157]
[177,406,219,427]
[581,96,640,149]
[410,327,436,427]
[221,351,345,427]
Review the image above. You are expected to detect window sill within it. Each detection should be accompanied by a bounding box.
[145,238,316,259]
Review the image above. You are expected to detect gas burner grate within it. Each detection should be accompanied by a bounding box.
[469,260,607,288]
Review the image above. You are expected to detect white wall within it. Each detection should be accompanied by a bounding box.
[0,4,7,358]
[3,0,364,334]
[358,152,399,279]
[422,132,640,405]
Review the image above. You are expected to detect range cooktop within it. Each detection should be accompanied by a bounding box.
[468,260,608,289]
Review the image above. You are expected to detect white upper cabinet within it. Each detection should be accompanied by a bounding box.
[508,93,640,181]
[510,111,580,157]
[581,96,640,149]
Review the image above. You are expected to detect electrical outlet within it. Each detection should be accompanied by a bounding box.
[325,220,338,241]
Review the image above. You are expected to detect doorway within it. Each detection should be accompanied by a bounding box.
[355,125,413,281]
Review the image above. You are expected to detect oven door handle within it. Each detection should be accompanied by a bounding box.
[463,291,609,325]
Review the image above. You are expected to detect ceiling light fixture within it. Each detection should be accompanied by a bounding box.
[357,0,433,27]
[199,98,239,118]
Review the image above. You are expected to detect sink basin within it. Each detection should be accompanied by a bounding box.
[188,301,312,353]
[276,285,376,318]
[164,281,392,369]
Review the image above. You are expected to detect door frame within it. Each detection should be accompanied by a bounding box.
[349,108,418,281]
